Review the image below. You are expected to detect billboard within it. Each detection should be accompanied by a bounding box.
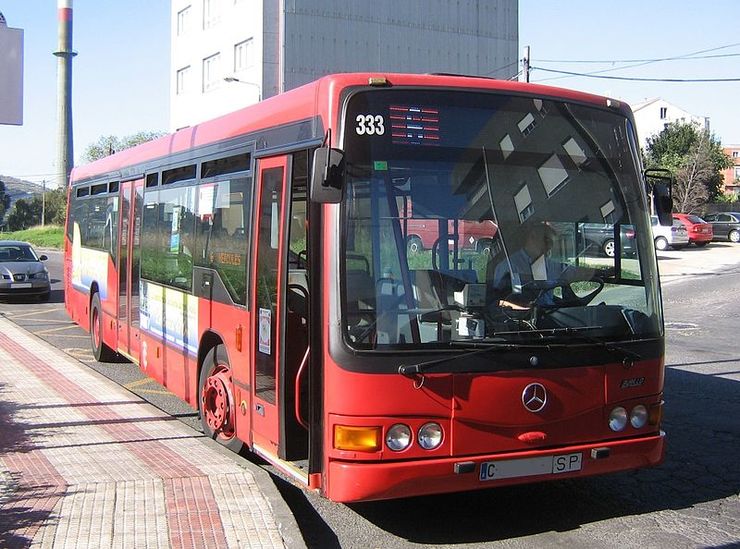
[0,20,23,126]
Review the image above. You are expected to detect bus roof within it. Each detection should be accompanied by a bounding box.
[70,72,629,184]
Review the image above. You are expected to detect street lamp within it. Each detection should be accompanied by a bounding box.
[223,76,261,101]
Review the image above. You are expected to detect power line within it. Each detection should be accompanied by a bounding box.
[537,52,740,64]
[531,67,740,83]
[482,60,518,77]
[535,41,740,64]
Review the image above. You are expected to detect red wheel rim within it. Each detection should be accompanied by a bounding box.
[201,364,236,440]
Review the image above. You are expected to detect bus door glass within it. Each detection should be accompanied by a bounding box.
[117,178,144,359]
[251,156,290,454]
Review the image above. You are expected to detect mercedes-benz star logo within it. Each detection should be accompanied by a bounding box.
[522,383,547,413]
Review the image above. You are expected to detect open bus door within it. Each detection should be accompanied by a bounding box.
[116,178,144,360]
[251,154,310,475]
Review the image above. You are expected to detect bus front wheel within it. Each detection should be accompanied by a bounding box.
[199,344,245,453]
[90,292,116,362]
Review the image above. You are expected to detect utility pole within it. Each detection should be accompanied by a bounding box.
[41,180,46,227]
[54,0,76,189]
[520,46,530,83]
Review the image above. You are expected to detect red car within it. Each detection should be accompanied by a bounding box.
[672,213,713,247]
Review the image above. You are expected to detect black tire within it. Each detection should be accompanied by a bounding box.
[654,237,669,251]
[694,241,709,247]
[477,239,493,255]
[199,345,245,453]
[90,292,116,362]
[406,236,423,254]
[729,229,740,244]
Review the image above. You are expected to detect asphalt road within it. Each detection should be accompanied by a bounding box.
[1,246,738,548]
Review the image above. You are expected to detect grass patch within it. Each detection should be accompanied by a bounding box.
[0,225,64,249]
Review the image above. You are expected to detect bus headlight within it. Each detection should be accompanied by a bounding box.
[609,407,628,431]
[418,422,443,450]
[386,424,412,451]
[630,405,648,429]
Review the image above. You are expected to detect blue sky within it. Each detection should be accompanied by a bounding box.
[0,1,737,187]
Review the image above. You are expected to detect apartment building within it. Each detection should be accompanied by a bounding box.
[170,0,518,131]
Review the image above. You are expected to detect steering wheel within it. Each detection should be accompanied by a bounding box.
[527,276,605,309]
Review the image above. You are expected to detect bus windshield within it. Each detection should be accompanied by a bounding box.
[341,89,661,350]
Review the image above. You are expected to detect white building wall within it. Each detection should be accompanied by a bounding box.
[170,0,518,131]
[170,0,263,131]
[632,98,710,150]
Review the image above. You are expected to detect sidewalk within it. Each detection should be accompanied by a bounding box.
[0,316,304,549]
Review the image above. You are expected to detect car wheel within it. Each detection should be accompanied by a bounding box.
[654,236,669,251]
[602,239,615,258]
[90,292,116,362]
[729,229,740,243]
[694,241,709,247]
[406,236,423,254]
[477,238,493,255]
[199,344,245,453]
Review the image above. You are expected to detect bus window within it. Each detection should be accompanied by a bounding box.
[194,176,252,305]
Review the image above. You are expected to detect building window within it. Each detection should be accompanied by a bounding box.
[538,154,569,196]
[601,201,616,223]
[563,137,587,167]
[514,184,534,223]
[234,38,254,72]
[176,6,191,36]
[517,113,537,136]
[203,0,221,29]
[732,151,739,158]
[499,134,514,160]
[202,53,221,92]
[659,107,667,119]
[176,66,191,95]
[734,167,740,180]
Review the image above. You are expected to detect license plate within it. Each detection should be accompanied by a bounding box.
[12,283,32,289]
[479,452,582,481]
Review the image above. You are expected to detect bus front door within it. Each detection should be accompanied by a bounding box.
[251,156,290,458]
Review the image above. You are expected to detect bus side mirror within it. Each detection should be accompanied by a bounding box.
[311,147,345,203]
[644,168,673,226]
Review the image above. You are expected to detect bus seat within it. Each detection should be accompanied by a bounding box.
[346,269,375,324]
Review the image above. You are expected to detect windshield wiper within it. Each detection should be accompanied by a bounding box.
[398,341,520,376]
[514,326,643,365]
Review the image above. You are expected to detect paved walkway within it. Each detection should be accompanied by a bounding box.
[0,316,302,548]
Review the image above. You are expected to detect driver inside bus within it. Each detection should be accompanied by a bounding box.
[488,222,603,309]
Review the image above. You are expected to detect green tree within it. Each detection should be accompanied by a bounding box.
[644,122,732,213]
[82,131,166,162]
[0,180,10,221]
[6,188,67,230]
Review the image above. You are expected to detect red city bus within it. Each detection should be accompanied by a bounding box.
[64,73,671,502]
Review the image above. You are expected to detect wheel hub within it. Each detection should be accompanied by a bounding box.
[201,366,235,437]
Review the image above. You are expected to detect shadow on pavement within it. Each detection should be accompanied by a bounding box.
[331,366,740,545]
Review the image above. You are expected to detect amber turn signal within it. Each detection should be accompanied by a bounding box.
[334,425,382,452]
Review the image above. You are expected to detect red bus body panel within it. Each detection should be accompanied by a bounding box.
[64,73,662,503]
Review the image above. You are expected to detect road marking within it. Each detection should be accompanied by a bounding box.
[10,307,64,318]
[62,348,95,360]
[36,324,87,336]
[124,377,156,389]
[136,389,175,396]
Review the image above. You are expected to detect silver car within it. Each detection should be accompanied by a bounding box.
[650,216,689,251]
[0,240,51,301]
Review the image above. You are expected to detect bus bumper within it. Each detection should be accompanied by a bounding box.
[326,432,664,502]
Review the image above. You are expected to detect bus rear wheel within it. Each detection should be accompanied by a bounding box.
[199,345,244,453]
[90,292,116,362]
